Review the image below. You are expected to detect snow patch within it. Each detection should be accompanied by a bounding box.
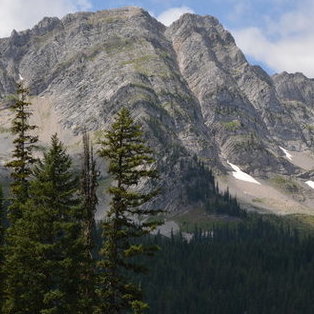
[227,161,261,185]
[182,232,193,243]
[279,146,292,161]
[305,181,314,189]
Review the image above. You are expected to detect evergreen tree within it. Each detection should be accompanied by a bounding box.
[80,130,98,311]
[133,215,314,314]
[0,185,4,311]
[0,184,3,249]
[5,83,38,222]
[3,134,86,313]
[2,82,38,313]
[96,108,161,313]
[0,185,3,243]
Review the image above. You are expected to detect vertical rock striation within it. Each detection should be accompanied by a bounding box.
[0,7,313,213]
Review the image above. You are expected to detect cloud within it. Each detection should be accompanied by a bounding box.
[0,0,92,38]
[157,6,194,26]
[227,0,252,23]
[232,0,314,77]
[233,28,314,77]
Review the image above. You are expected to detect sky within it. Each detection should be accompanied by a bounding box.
[0,0,314,77]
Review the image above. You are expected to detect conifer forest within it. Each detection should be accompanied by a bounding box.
[0,84,314,313]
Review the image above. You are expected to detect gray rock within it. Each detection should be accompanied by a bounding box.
[0,7,313,213]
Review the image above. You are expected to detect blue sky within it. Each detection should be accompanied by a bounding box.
[91,0,295,31]
[0,0,313,77]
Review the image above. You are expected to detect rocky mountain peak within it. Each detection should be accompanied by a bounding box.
[172,12,234,45]
[273,71,314,105]
[171,12,219,28]
[0,8,313,215]
[32,17,62,36]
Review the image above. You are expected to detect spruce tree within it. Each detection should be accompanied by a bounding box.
[80,130,98,311]
[96,108,161,313]
[2,82,38,313]
[0,185,3,250]
[0,185,3,242]
[3,134,86,313]
[5,83,38,222]
[0,185,4,311]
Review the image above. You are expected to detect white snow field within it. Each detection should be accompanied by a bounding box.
[279,146,292,161]
[227,161,261,185]
[305,181,314,189]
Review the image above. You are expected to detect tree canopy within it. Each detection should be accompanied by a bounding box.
[97,108,161,313]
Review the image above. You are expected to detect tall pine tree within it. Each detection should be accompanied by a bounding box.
[80,130,98,311]
[0,185,4,311]
[5,83,38,222]
[3,134,86,313]
[96,108,161,313]
[0,185,3,245]
[3,83,39,313]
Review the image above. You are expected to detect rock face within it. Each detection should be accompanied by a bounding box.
[0,7,313,215]
[272,72,314,149]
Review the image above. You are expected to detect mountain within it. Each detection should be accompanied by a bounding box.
[0,7,313,216]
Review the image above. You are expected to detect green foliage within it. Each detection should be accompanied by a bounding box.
[0,185,3,245]
[0,126,10,134]
[3,134,86,313]
[214,105,238,115]
[97,108,161,313]
[0,185,4,310]
[270,175,300,194]
[121,55,156,66]
[221,120,241,131]
[134,215,314,313]
[80,131,98,310]
[121,54,172,78]
[5,83,38,222]
[181,156,246,217]
[173,208,241,233]
[305,124,314,132]
[252,197,264,203]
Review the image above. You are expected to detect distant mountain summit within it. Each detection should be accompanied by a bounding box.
[0,7,313,215]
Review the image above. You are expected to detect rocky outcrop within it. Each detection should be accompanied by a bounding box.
[273,72,314,149]
[0,7,313,214]
[166,14,299,176]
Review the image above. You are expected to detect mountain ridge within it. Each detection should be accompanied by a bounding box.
[0,7,313,215]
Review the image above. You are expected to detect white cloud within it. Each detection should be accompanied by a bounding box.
[0,0,92,38]
[232,1,314,77]
[157,6,194,26]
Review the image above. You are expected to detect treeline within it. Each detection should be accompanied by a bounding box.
[0,84,161,313]
[181,156,246,217]
[134,215,314,314]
